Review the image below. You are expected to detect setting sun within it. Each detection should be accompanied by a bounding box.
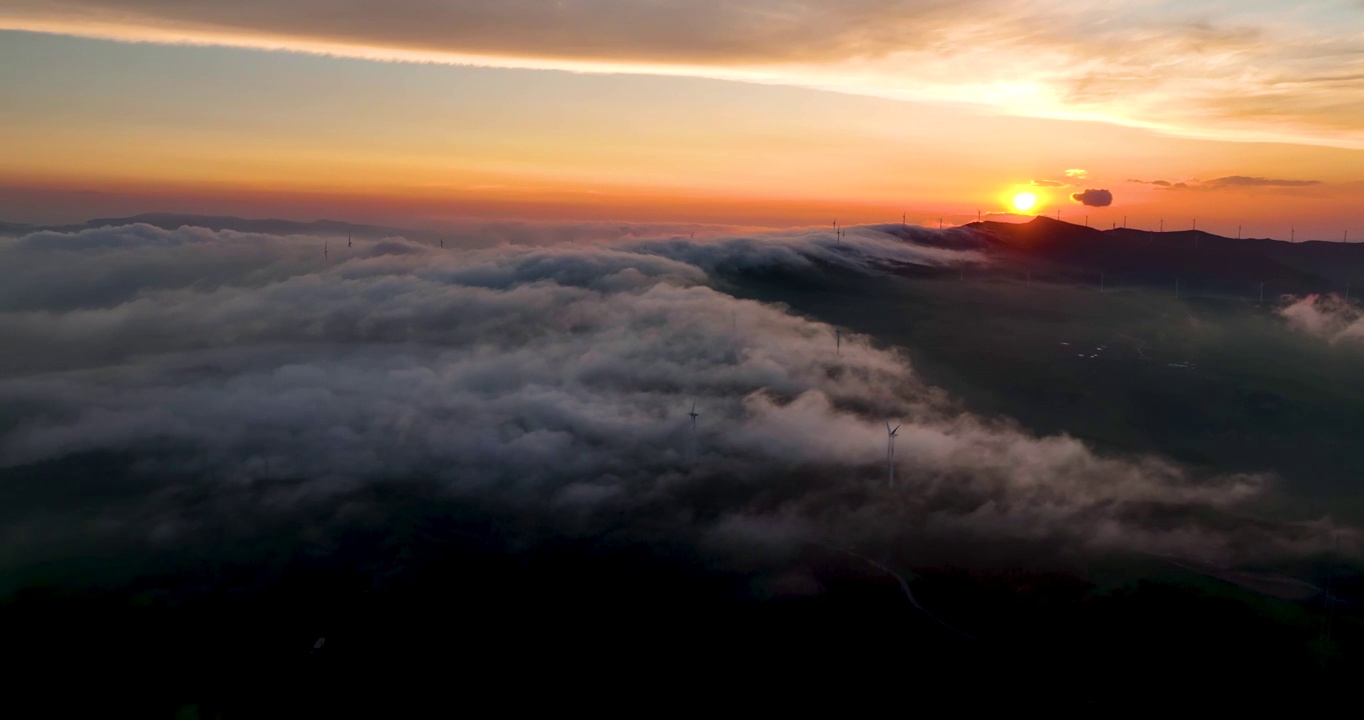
[1012,192,1037,213]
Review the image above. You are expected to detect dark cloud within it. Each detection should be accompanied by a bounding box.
[1070,189,1114,207]
[0,0,993,65]
[0,221,1344,589]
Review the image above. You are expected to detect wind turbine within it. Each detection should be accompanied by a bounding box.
[687,401,699,432]
[347,228,352,248]
[324,240,329,264]
[885,421,900,488]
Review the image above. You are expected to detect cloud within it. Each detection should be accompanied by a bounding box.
[1031,180,1067,187]
[1064,169,1088,179]
[0,221,1343,592]
[1129,176,1321,192]
[1070,189,1113,206]
[1279,294,1364,344]
[1207,176,1322,188]
[3,2,1364,148]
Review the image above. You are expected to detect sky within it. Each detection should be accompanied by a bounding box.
[1,1,1362,238]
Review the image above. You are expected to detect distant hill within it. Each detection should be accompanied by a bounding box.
[0,213,433,242]
[964,216,1354,296]
[6,211,1363,296]
[0,220,36,237]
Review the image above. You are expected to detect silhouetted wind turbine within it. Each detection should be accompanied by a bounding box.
[687,400,699,432]
[347,227,352,248]
[835,328,841,355]
[324,239,329,264]
[885,421,900,488]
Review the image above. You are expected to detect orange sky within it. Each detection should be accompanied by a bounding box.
[1,1,1361,239]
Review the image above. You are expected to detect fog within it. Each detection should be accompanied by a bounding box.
[0,222,1349,598]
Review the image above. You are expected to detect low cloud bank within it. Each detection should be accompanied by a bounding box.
[0,222,1342,588]
[1279,294,1364,344]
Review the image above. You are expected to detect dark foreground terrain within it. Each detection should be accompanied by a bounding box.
[4,476,1360,716]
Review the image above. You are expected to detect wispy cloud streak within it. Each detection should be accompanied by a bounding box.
[2,1,1363,147]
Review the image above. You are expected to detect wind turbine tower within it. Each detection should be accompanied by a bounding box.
[885,421,900,488]
[687,400,699,433]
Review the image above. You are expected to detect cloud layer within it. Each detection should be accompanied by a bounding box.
[0,222,1342,588]
[3,1,1364,147]
[1130,176,1323,191]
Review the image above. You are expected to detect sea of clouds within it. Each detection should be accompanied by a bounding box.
[0,222,1344,588]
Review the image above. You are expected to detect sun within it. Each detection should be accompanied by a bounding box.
[1012,192,1037,212]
